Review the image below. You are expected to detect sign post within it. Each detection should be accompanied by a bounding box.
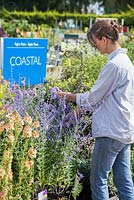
[1,38,48,86]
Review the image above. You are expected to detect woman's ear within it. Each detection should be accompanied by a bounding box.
[102,36,108,45]
[102,36,107,42]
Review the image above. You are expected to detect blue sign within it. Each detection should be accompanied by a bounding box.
[2,38,48,85]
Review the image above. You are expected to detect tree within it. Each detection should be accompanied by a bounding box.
[0,0,91,13]
[92,0,134,13]
[1,0,133,13]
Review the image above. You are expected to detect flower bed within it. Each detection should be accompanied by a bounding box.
[0,75,94,199]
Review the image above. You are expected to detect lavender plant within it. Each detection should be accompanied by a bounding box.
[1,80,94,199]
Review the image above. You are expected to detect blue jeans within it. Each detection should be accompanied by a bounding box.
[90,137,134,200]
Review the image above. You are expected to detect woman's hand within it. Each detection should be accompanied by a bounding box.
[57,92,69,98]
[57,92,77,103]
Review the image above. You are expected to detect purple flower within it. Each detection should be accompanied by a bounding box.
[43,189,47,195]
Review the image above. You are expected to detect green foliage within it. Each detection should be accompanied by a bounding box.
[71,174,83,200]
[2,19,31,36]
[1,8,134,29]
[120,6,134,28]
[36,135,76,195]
[121,41,134,64]
[1,0,134,14]
[52,45,106,93]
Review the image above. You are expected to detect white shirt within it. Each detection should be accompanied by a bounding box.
[76,48,134,144]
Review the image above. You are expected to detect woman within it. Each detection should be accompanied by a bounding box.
[57,20,134,199]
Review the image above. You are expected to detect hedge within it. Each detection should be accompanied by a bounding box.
[0,7,134,28]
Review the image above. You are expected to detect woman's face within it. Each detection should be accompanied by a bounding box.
[91,35,109,54]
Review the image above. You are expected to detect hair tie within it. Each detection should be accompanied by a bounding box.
[110,21,118,30]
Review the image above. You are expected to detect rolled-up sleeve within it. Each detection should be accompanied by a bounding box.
[76,63,119,111]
